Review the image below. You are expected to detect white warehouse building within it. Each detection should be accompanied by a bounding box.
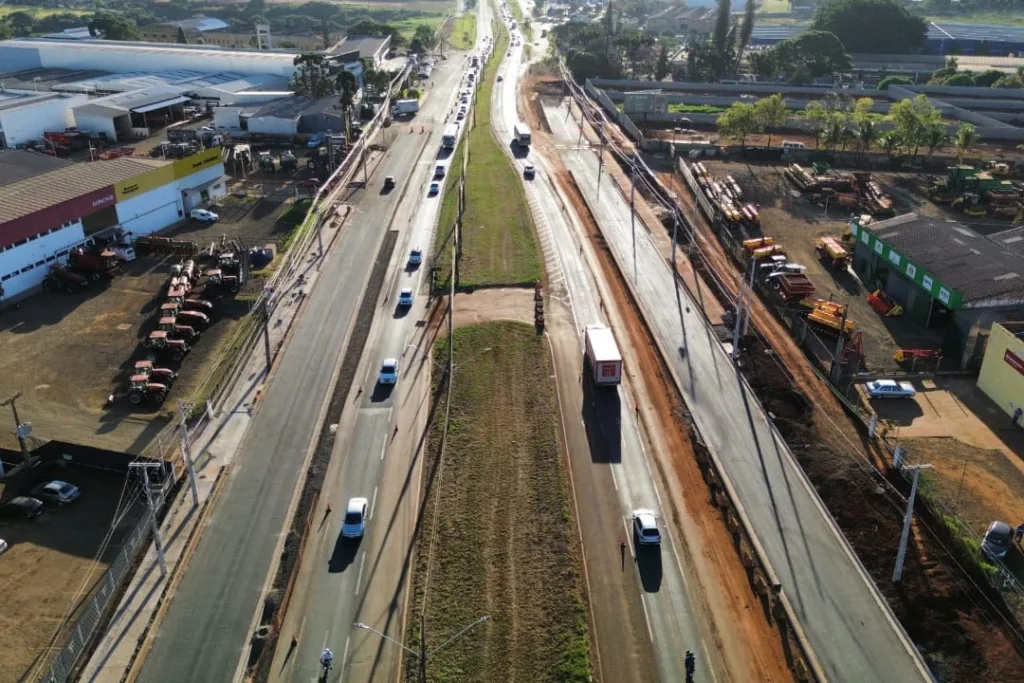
[0,38,300,79]
[0,90,90,148]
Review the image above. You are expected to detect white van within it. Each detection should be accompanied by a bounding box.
[781,140,807,150]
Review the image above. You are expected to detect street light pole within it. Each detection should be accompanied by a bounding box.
[354,615,490,683]
[893,462,933,583]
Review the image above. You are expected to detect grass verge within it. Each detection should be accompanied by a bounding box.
[404,321,592,683]
[449,12,477,50]
[186,313,259,418]
[0,5,90,18]
[275,198,316,253]
[431,19,542,289]
[392,15,446,41]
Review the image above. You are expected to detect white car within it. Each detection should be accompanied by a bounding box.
[0,539,7,557]
[408,248,423,267]
[379,358,399,384]
[865,379,916,399]
[189,208,219,223]
[341,497,368,538]
[632,509,661,546]
[398,287,414,307]
[32,480,80,506]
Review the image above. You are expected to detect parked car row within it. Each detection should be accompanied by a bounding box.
[0,480,81,520]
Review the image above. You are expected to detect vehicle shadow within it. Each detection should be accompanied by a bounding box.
[581,368,621,463]
[370,383,395,404]
[509,142,529,160]
[636,544,663,593]
[327,535,360,573]
[393,305,411,320]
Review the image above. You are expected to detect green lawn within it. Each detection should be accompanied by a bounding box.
[432,20,542,289]
[404,321,591,683]
[668,103,727,114]
[391,14,445,41]
[449,12,477,50]
[0,4,90,17]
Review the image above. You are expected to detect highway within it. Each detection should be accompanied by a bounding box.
[543,100,934,682]
[492,5,725,682]
[266,6,489,683]
[136,46,469,683]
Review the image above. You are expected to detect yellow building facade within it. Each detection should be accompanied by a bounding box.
[977,321,1024,419]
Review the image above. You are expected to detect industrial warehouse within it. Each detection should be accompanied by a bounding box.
[0,147,225,300]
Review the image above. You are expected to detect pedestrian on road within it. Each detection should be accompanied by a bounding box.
[291,635,298,650]
[1014,407,1023,427]
[619,539,626,569]
[684,650,695,681]
[1016,523,1024,544]
[326,502,332,515]
[635,401,640,421]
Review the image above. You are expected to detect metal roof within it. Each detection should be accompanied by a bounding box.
[0,149,73,186]
[0,158,170,226]
[72,86,189,115]
[585,325,622,361]
[865,213,1024,304]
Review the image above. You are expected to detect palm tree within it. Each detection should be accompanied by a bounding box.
[822,119,843,153]
[879,130,902,161]
[925,125,947,158]
[954,123,979,164]
[857,120,878,159]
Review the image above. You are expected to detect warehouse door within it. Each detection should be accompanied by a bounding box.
[82,206,119,235]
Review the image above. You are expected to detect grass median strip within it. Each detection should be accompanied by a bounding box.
[432,20,542,289]
[405,321,591,683]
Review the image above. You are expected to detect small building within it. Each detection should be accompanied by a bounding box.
[246,96,348,136]
[0,90,90,148]
[71,87,191,142]
[332,35,392,69]
[850,213,1024,366]
[645,5,718,35]
[977,321,1024,421]
[138,17,231,44]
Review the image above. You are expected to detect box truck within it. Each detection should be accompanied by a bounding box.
[513,122,531,147]
[391,99,420,117]
[584,325,622,386]
[442,124,458,149]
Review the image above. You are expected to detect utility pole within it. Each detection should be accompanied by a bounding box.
[671,212,679,272]
[261,300,272,370]
[893,463,932,583]
[361,140,369,185]
[596,139,605,201]
[741,251,756,335]
[1,392,31,473]
[731,259,751,361]
[130,462,168,579]
[630,151,637,283]
[355,615,489,683]
[829,304,850,384]
[176,400,200,508]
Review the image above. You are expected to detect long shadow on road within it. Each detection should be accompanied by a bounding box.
[636,545,663,593]
[581,367,622,463]
[328,536,361,574]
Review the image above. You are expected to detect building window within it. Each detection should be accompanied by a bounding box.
[45,255,55,262]
[20,265,33,274]
[34,260,44,267]
[1,274,11,281]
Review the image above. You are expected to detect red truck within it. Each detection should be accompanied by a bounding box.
[584,325,622,386]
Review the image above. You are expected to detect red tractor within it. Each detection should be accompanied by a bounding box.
[68,248,122,281]
[157,315,201,344]
[134,360,177,384]
[167,287,214,314]
[127,374,169,405]
[144,330,190,363]
[161,301,209,329]
[42,263,89,294]
[204,268,241,294]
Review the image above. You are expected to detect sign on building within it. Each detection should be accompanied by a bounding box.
[623,90,667,115]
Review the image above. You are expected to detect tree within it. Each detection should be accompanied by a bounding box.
[176,26,188,44]
[941,72,975,87]
[877,75,913,91]
[410,24,434,54]
[337,70,359,140]
[804,100,829,148]
[975,69,1004,87]
[924,125,947,157]
[993,74,1024,89]
[0,21,12,41]
[87,12,139,41]
[7,11,35,37]
[857,119,878,158]
[763,30,850,82]
[954,122,979,164]
[291,53,335,98]
[717,101,759,150]
[242,0,266,17]
[888,94,942,160]
[754,93,788,149]
[654,44,671,80]
[812,0,926,54]
[821,118,844,152]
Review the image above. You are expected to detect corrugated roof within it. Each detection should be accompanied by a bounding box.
[865,213,1024,304]
[0,158,171,225]
[0,149,73,186]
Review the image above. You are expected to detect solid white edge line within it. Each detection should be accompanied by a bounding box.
[355,551,366,595]
[371,485,378,520]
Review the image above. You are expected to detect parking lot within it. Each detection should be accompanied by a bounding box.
[0,465,144,683]
[0,188,302,455]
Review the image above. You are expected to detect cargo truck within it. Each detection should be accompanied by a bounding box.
[584,325,622,386]
[391,99,420,117]
[513,123,531,147]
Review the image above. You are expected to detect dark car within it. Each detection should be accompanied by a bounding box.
[1,496,44,519]
[983,520,1012,559]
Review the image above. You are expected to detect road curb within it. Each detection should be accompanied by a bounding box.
[121,465,228,683]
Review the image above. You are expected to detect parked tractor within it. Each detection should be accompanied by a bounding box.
[204,268,241,294]
[167,287,214,314]
[280,150,298,173]
[170,259,198,284]
[42,264,89,293]
[134,360,177,384]
[160,301,209,329]
[217,252,241,275]
[258,150,276,173]
[144,330,190,362]
[68,248,121,281]
[127,374,169,405]
[157,315,201,343]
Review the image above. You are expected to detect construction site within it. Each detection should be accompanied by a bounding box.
[526,74,1024,682]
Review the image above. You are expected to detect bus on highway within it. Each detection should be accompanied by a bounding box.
[442,124,458,149]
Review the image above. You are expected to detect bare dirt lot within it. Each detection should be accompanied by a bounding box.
[0,465,144,683]
[0,189,300,455]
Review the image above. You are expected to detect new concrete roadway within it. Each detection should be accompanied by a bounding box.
[543,99,934,683]
[135,48,472,683]
[492,6,727,681]
[265,8,490,683]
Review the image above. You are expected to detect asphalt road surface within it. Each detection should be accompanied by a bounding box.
[266,11,487,683]
[544,101,933,683]
[136,59,468,683]
[493,9,721,682]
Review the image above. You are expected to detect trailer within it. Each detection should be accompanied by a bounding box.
[584,325,622,386]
